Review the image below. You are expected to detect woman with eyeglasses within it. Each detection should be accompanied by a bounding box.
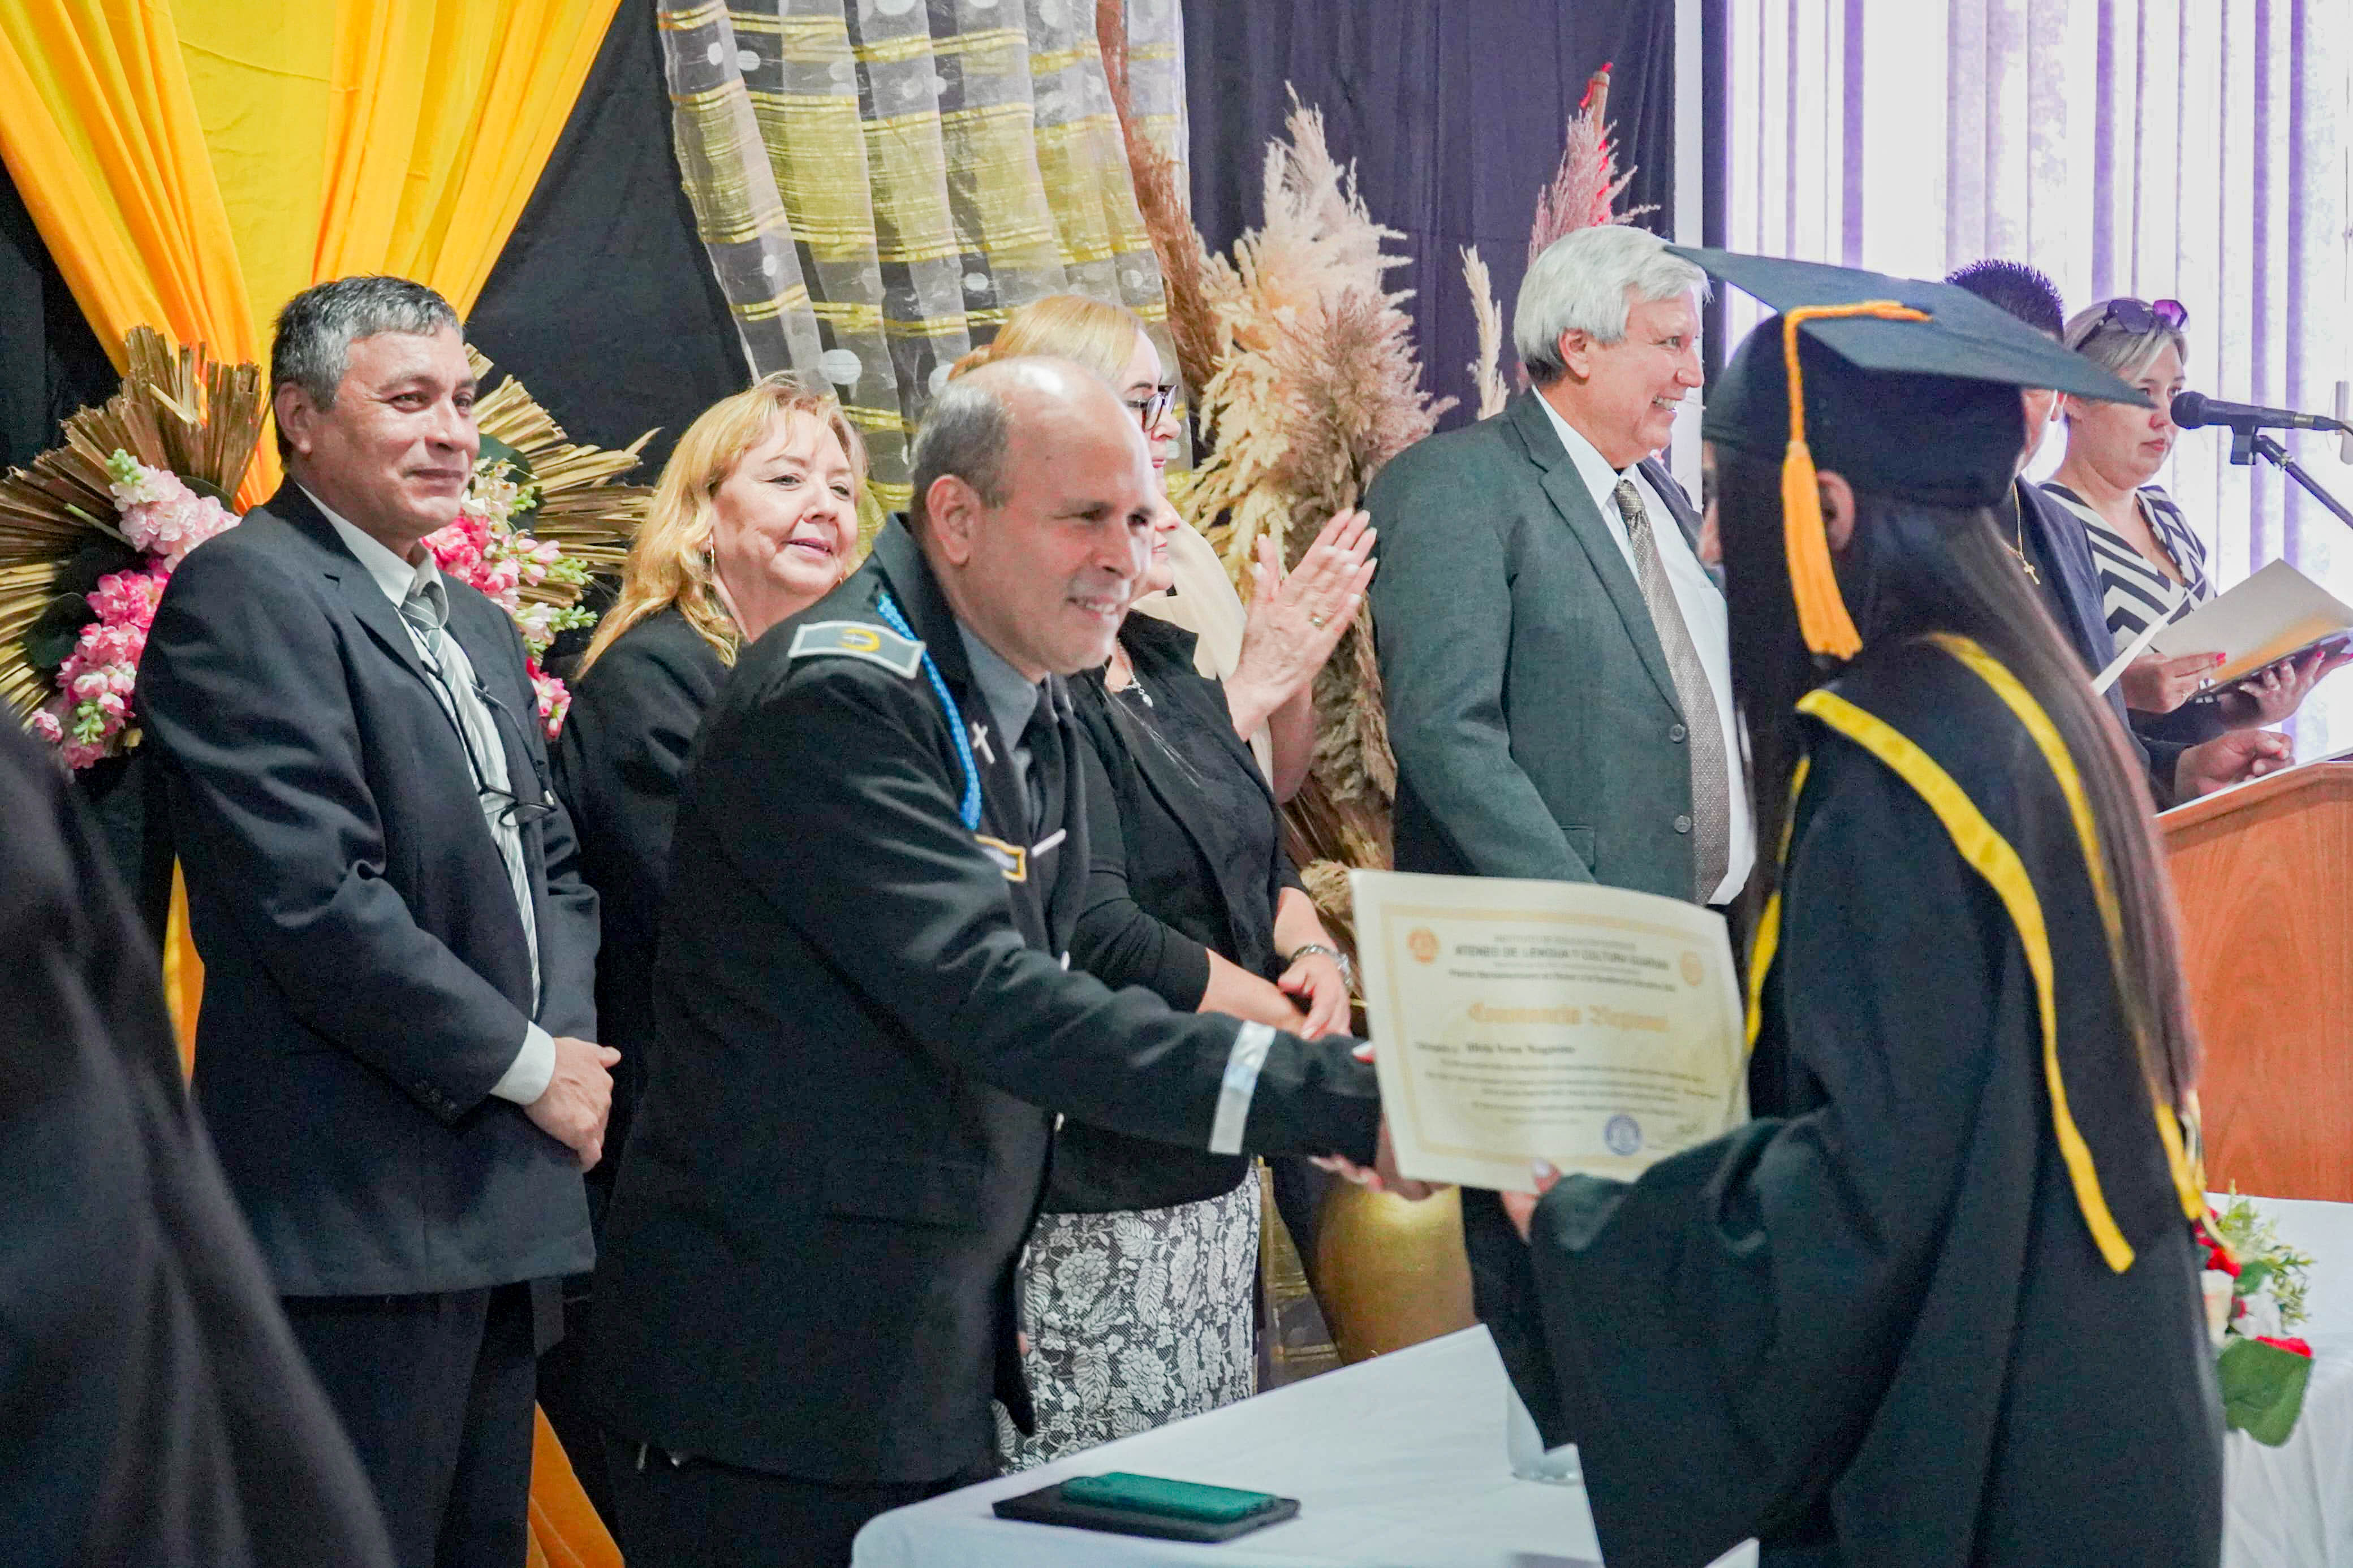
[2044,297,2342,735]
[946,297,1374,1467]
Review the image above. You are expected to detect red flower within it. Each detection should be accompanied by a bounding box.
[2255,1336,2313,1358]
[2204,1237,2240,1277]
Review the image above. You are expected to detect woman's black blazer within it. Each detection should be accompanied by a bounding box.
[1051,612,1305,1213]
[550,606,727,1199]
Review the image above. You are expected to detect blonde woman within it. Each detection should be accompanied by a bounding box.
[540,374,863,1514]
[551,376,864,1189]
[952,299,1374,1468]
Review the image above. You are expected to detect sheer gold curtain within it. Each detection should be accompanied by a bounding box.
[657,0,1184,511]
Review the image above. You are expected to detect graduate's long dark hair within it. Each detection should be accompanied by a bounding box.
[1717,448,2200,1107]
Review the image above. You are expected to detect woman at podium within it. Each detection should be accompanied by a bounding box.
[2044,297,2342,738]
[1496,254,2224,1568]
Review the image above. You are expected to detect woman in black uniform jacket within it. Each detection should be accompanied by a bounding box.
[1495,255,2224,1568]
[542,374,863,1513]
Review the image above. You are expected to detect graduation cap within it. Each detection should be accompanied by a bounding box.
[1675,247,2148,658]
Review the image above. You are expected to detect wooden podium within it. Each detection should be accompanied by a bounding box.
[2161,762,2353,1201]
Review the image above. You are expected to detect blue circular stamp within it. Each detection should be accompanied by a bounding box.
[1604,1114,1643,1156]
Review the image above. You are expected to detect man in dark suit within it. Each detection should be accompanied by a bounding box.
[589,358,1383,1566]
[0,720,396,1568]
[139,275,615,1568]
[1365,222,1751,1448]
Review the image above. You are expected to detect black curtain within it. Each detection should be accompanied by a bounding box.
[1183,0,1675,427]
[1,172,119,471]
[468,0,747,480]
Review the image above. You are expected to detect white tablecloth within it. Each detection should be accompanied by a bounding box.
[854,1195,2351,1568]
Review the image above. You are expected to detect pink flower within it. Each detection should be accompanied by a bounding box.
[28,710,63,744]
[529,663,570,740]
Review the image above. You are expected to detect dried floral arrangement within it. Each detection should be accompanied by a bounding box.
[1460,65,1656,408]
[1,330,650,766]
[1110,72,1455,949]
[0,330,260,766]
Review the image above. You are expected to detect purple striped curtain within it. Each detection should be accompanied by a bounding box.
[1720,0,2353,750]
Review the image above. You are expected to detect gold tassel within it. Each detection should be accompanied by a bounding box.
[1776,303,1930,659]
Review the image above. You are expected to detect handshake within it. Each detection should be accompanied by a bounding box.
[528,1035,622,1170]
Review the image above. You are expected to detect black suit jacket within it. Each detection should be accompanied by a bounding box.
[1050,612,1302,1214]
[550,607,728,1203]
[0,723,395,1567]
[139,484,599,1297]
[588,520,1379,1485]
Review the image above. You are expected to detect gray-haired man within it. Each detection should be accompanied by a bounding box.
[1365,223,1751,1448]
[140,275,614,1567]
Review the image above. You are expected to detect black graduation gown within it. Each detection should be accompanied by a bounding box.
[1511,637,2223,1568]
[0,723,395,1568]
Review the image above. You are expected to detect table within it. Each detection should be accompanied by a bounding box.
[855,1196,2350,1568]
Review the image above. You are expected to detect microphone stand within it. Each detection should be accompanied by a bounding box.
[2229,425,2353,529]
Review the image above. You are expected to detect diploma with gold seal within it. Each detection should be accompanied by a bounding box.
[1350,869,1747,1193]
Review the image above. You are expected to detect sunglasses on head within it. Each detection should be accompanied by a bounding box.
[1127,384,1177,431]
[2092,297,2188,336]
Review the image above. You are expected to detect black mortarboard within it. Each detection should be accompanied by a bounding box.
[1674,247,2146,657]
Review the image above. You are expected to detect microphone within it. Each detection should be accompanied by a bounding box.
[2171,390,2348,435]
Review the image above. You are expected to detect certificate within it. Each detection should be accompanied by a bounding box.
[1350,868,1747,1193]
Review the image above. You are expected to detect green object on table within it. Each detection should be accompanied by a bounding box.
[2218,1337,2313,1447]
[1058,1472,1283,1524]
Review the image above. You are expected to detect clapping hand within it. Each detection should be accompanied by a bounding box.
[1225,510,1377,735]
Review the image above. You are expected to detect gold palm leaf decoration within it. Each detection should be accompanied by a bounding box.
[0,328,263,725]
[464,346,654,616]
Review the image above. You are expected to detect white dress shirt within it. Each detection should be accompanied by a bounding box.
[1531,400,1757,904]
[309,491,555,1105]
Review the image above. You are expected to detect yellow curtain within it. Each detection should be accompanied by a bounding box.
[0,0,277,509]
[1,6,624,1561]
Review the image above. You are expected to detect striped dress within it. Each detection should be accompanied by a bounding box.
[2039,482,2211,643]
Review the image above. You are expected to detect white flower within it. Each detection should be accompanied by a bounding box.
[2202,1270,2235,1347]
[2238,1290,2284,1342]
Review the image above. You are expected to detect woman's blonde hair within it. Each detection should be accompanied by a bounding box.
[2063,298,2191,386]
[947,294,1149,386]
[580,374,867,673]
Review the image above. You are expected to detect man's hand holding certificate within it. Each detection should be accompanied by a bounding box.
[1350,869,1747,1194]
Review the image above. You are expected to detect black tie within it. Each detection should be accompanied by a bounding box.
[1022,697,1065,844]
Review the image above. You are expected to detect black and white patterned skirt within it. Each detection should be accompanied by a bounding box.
[994,1179,1261,1471]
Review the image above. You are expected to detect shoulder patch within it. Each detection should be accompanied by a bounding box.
[787,620,924,679]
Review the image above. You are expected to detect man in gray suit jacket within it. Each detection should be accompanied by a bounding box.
[1365,224,1751,1446]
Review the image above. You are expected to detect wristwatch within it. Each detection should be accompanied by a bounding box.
[1286,941,1357,992]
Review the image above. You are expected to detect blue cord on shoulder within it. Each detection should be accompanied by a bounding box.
[874,589,983,831]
